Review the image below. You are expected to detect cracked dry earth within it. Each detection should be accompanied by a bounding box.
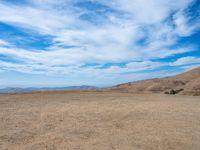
[0,91,200,150]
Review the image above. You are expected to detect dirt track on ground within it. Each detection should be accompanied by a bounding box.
[0,91,200,150]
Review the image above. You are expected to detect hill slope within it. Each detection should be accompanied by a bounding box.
[112,66,200,96]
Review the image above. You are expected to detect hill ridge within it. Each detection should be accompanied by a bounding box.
[112,66,200,96]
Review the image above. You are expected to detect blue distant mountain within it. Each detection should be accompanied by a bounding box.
[0,85,98,93]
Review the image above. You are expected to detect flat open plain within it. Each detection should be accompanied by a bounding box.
[0,91,200,150]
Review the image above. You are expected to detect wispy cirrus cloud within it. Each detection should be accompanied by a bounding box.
[0,0,199,87]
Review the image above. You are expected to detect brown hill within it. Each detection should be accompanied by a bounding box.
[112,66,200,96]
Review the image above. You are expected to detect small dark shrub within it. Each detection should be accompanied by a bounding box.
[165,89,183,95]
[169,89,176,95]
[164,91,170,94]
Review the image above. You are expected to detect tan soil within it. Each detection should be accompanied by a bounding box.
[0,91,200,150]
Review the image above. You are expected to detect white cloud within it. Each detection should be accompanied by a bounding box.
[0,39,9,47]
[0,1,78,34]
[171,56,200,66]
[126,61,166,70]
[173,11,200,37]
[99,0,194,24]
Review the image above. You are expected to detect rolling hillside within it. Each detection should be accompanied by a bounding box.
[112,67,200,96]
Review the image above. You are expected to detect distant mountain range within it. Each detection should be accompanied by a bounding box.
[112,66,200,96]
[2,66,200,96]
[0,85,98,93]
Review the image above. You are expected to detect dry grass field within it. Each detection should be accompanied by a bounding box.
[0,91,200,150]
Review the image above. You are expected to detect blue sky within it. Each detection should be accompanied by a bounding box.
[0,0,199,87]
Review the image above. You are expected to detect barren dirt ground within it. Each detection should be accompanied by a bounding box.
[0,91,200,150]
